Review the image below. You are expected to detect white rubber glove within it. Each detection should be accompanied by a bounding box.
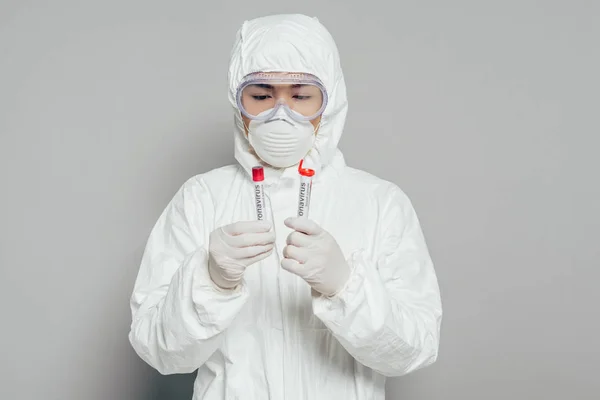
[208,220,275,290]
[281,217,351,296]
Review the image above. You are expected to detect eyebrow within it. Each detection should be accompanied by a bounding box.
[254,84,273,89]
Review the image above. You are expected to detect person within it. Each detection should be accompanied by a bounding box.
[128,13,442,400]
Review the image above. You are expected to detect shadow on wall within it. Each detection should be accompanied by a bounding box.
[146,371,197,400]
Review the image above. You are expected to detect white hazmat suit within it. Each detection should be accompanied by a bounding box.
[129,14,442,400]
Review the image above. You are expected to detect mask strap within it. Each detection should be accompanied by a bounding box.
[314,120,322,135]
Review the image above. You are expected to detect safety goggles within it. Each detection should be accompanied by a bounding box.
[236,72,328,122]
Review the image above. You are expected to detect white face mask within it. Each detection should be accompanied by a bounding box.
[247,109,317,168]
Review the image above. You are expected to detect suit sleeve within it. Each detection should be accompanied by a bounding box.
[313,184,442,377]
[128,177,249,375]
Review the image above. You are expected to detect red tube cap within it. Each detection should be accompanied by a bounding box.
[298,160,315,177]
[252,166,264,182]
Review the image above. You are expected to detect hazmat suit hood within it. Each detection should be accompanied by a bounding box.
[228,14,348,184]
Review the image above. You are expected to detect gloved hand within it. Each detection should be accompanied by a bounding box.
[208,220,275,290]
[281,217,351,296]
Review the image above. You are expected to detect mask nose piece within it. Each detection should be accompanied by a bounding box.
[265,101,296,126]
[265,118,294,126]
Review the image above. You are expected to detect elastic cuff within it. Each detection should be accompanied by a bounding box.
[206,266,244,294]
[194,259,246,298]
[313,250,367,317]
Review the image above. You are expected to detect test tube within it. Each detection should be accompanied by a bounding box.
[297,160,315,218]
[252,166,266,221]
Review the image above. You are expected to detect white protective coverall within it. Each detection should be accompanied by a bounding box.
[129,14,442,400]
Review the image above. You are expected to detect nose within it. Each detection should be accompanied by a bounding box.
[265,102,295,124]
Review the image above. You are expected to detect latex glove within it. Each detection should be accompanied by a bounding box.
[208,220,275,290]
[281,217,351,296]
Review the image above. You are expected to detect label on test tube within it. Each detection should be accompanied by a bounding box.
[297,161,315,218]
[252,166,266,221]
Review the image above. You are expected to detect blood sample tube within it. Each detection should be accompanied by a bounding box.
[297,160,315,218]
[252,166,266,221]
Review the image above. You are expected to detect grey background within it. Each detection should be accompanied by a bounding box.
[1,0,598,399]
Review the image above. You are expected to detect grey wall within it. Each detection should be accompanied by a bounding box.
[1,1,598,399]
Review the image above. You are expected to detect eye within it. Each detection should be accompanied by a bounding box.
[252,95,272,101]
[293,95,312,100]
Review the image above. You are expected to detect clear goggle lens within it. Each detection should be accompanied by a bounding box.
[236,72,328,122]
